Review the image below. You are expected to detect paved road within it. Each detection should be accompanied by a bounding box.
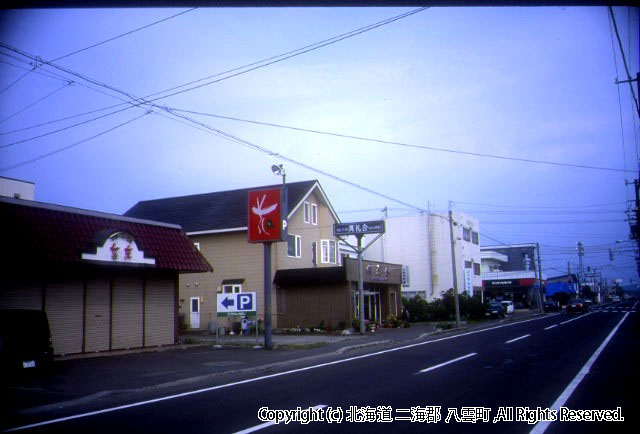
[3,300,637,433]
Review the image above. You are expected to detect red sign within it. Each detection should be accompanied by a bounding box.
[248,188,283,243]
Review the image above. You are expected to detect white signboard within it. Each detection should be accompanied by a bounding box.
[82,231,155,265]
[464,268,473,297]
[217,292,257,317]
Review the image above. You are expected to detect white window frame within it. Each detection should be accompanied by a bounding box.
[287,234,302,258]
[321,239,337,264]
[303,202,310,223]
[222,284,242,293]
[311,203,318,225]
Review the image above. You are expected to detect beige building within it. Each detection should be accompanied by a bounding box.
[125,180,342,331]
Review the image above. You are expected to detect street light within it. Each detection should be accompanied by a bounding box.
[271,164,287,237]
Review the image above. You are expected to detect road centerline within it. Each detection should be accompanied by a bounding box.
[417,353,477,374]
[505,334,531,344]
[544,324,558,330]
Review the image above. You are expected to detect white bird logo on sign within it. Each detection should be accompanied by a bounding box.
[252,194,278,235]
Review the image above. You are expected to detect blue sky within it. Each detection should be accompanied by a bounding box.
[0,6,638,284]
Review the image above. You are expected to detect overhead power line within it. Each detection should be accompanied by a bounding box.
[0,65,35,95]
[49,8,198,63]
[609,6,640,119]
[452,200,628,209]
[0,81,73,124]
[0,111,150,173]
[140,7,429,102]
[171,108,633,173]
[482,219,627,225]
[0,8,428,146]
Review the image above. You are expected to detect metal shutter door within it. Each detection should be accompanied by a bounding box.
[0,280,42,310]
[111,276,143,350]
[84,277,110,353]
[46,280,83,355]
[144,277,175,347]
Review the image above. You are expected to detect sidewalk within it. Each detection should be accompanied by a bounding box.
[3,311,541,420]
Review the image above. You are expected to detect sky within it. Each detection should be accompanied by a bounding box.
[0,6,638,285]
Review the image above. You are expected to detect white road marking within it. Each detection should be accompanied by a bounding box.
[543,324,558,330]
[233,405,327,434]
[417,353,477,374]
[505,334,531,344]
[6,314,554,432]
[560,312,593,324]
[529,312,630,434]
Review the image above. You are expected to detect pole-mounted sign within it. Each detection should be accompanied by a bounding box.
[333,220,386,335]
[248,188,283,243]
[333,220,385,236]
[247,187,285,350]
[216,292,257,317]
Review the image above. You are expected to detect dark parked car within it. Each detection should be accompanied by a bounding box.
[486,302,506,319]
[0,309,54,373]
[566,299,589,314]
[544,300,559,312]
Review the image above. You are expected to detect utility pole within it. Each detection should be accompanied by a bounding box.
[577,241,584,290]
[448,201,461,328]
[536,243,544,313]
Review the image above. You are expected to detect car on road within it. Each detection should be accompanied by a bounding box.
[566,299,589,314]
[0,309,54,373]
[500,300,514,314]
[544,300,559,312]
[486,302,506,319]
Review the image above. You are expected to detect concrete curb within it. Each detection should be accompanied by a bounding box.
[334,340,391,354]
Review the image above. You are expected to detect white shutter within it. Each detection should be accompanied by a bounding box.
[46,280,83,355]
[111,276,143,350]
[144,277,175,347]
[0,280,42,310]
[84,277,110,353]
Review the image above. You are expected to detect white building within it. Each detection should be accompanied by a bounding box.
[0,176,35,200]
[363,211,482,302]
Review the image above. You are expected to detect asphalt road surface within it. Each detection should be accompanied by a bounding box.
[5,299,638,434]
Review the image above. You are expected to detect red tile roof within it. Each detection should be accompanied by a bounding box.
[1,197,212,273]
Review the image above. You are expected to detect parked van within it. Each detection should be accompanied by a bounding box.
[500,300,515,314]
[0,309,54,372]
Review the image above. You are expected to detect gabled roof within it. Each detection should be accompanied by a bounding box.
[1,197,212,273]
[124,180,339,234]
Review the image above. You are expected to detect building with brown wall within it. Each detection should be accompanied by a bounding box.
[0,197,211,356]
[274,258,403,330]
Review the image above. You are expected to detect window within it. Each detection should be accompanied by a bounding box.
[287,233,301,258]
[464,260,472,269]
[472,231,479,245]
[311,204,318,225]
[463,228,471,242]
[321,239,337,263]
[223,284,242,293]
[473,263,481,276]
[311,241,317,266]
[304,202,310,223]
